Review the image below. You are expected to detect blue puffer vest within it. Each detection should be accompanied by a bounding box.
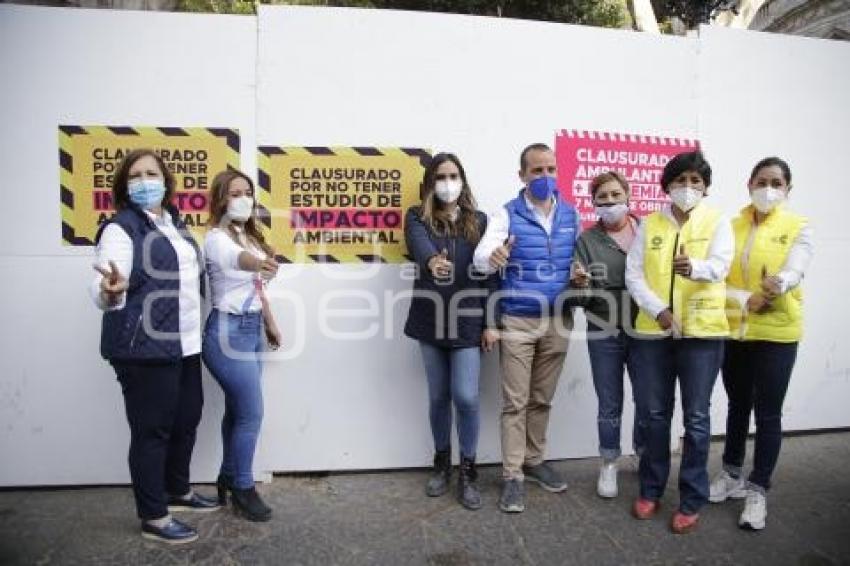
[95,204,202,362]
[501,190,578,317]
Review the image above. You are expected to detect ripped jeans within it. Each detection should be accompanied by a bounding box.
[629,337,724,514]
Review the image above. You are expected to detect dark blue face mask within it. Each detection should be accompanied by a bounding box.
[528,176,557,201]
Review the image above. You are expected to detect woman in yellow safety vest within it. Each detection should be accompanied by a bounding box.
[708,157,812,531]
[624,150,733,534]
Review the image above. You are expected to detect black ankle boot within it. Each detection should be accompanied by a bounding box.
[457,456,482,510]
[230,486,272,522]
[216,474,233,505]
[425,450,452,497]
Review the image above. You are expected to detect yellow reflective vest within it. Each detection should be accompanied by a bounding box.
[635,204,730,337]
[726,204,807,342]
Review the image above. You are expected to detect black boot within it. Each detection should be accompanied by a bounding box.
[216,473,233,505]
[457,456,482,510]
[230,486,272,522]
[425,450,452,497]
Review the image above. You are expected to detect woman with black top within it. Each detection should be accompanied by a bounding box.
[403,152,498,510]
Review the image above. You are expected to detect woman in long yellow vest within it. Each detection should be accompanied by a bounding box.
[625,151,733,534]
[708,157,812,531]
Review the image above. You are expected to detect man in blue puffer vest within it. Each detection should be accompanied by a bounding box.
[473,143,582,513]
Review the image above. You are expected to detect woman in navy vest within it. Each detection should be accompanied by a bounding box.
[203,169,281,522]
[91,149,218,544]
[403,152,499,510]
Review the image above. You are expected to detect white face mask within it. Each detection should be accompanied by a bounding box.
[594,203,629,225]
[669,186,703,213]
[434,179,463,204]
[227,195,254,222]
[751,187,785,213]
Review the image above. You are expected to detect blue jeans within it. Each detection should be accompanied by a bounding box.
[586,326,645,460]
[630,337,724,515]
[202,309,264,489]
[721,340,797,491]
[418,342,481,459]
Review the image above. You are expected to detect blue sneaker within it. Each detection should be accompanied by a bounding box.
[167,492,220,513]
[141,518,198,544]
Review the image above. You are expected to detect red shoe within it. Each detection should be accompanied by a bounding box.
[670,510,700,534]
[632,498,660,519]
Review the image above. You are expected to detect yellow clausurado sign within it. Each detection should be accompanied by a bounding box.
[59,125,240,245]
[258,146,430,263]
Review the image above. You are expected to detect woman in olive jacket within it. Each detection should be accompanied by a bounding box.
[570,171,644,501]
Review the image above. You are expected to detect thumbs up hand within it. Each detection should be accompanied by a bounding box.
[746,292,772,314]
[673,243,693,277]
[489,235,515,270]
[428,247,453,280]
[93,260,128,306]
[258,256,279,281]
[760,265,782,301]
[570,260,590,288]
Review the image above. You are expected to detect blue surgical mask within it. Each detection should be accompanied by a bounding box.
[528,176,557,201]
[128,178,166,210]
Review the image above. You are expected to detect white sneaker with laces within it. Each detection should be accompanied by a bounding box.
[739,490,767,530]
[597,462,618,498]
[709,470,747,503]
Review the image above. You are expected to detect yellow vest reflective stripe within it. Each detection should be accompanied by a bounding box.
[635,204,730,337]
[726,204,806,342]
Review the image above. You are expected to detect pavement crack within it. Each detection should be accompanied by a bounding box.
[507,521,536,566]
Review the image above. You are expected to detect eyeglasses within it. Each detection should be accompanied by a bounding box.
[435,173,460,181]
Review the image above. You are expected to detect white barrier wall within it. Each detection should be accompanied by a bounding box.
[697,26,850,431]
[0,6,258,485]
[0,5,847,486]
[254,6,698,473]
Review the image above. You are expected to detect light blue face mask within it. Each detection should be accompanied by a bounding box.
[128,178,166,210]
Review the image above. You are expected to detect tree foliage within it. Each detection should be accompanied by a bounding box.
[178,0,256,14]
[173,0,627,28]
[651,0,738,29]
[261,0,627,28]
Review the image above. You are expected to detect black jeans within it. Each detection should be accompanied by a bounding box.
[721,340,798,491]
[112,354,203,520]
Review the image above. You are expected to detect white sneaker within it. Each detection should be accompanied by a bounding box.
[597,462,618,498]
[739,490,767,530]
[709,470,747,503]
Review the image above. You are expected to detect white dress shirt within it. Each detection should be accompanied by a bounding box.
[473,192,582,275]
[205,227,267,314]
[625,203,734,319]
[89,210,202,357]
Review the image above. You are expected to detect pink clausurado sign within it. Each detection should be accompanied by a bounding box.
[555,130,699,229]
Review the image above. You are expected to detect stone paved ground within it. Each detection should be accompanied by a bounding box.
[1,433,848,565]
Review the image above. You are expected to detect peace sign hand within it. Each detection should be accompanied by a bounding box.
[94,261,128,305]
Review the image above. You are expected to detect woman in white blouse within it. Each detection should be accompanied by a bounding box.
[91,149,218,545]
[203,169,280,522]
